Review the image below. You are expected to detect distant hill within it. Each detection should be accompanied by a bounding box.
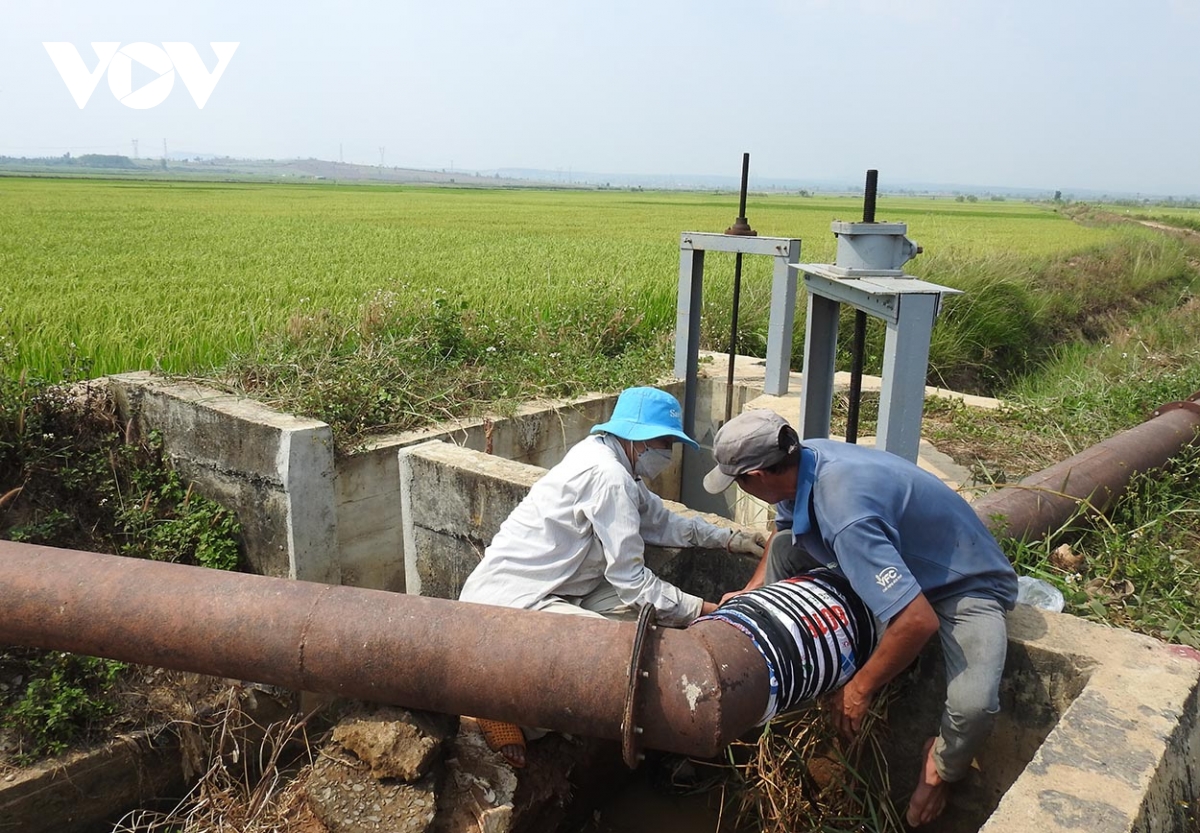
[0,154,1190,202]
[0,154,577,189]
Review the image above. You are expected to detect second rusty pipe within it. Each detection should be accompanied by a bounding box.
[973,391,1200,540]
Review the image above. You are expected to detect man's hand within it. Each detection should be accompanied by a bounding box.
[826,594,939,739]
[825,678,874,739]
[718,588,749,606]
[699,600,719,616]
[727,529,767,557]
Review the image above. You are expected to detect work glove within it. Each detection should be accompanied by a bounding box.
[726,529,767,557]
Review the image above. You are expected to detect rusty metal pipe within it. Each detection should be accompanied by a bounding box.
[0,542,766,759]
[972,391,1200,540]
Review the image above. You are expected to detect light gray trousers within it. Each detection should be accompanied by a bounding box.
[536,582,639,622]
[766,534,1007,782]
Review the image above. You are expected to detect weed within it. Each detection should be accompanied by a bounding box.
[0,373,242,566]
[112,690,320,833]
[1,650,127,762]
[223,289,671,448]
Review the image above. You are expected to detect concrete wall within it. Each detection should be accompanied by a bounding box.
[979,608,1200,833]
[108,373,690,592]
[1134,680,1200,832]
[396,439,748,601]
[109,372,339,583]
[332,394,628,591]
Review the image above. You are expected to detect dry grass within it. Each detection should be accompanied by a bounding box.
[709,689,905,833]
[113,689,323,833]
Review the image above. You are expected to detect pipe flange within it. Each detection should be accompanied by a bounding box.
[621,604,656,769]
[1150,400,1200,420]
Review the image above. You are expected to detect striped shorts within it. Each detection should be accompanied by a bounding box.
[694,570,878,724]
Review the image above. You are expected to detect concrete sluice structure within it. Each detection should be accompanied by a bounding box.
[3,366,1200,832]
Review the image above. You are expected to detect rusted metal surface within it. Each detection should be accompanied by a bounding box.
[973,391,1200,541]
[0,541,766,759]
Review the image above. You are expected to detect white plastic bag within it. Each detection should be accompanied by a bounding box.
[1015,575,1064,613]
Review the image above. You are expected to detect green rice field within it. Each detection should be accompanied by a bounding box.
[0,177,1162,382]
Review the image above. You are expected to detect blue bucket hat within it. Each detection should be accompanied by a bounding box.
[590,387,698,449]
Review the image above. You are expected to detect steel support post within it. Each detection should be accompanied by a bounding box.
[876,293,939,461]
[674,233,801,433]
[764,239,801,396]
[674,247,705,436]
[799,292,840,441]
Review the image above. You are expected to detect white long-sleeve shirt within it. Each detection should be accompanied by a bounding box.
[458,433,735,626]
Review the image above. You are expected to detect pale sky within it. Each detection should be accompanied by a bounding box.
[2,0,1198,195]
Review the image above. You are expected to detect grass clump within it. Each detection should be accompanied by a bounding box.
[221,287,672,448]
[921,224,1192,392]
[113,692,319,833]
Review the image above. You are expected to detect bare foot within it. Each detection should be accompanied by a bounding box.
[906,737,948,827]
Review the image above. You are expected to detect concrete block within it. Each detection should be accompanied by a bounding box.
[977,607,1200,833]
[398,441,542,599]
[336,447,407,591]
[109,372,338,582]
[408,526,485,602]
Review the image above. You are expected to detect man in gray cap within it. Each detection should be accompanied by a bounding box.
[704,409,1017,828]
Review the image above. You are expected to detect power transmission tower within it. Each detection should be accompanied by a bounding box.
[339,143,343,164]
[132,139,138,159]
[379,147,385,167]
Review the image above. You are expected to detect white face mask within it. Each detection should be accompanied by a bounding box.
[634,445,673,481]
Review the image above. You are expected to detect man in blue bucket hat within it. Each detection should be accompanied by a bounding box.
[459,386,766,766]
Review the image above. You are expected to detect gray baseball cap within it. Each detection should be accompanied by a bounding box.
[703,410,796,493]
